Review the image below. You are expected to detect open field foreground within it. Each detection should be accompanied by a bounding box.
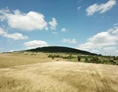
[0,60,118,92]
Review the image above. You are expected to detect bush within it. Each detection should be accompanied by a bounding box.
[109,60,116,65]
[77,56,81,61]
[52,56,54,59]
[48,54,52,57]
[102,60,109,64]
[101,59,116,65]
[48,54,75,59]
[84,57,89,62]
[113,56,118,60]
[90,57,100,63]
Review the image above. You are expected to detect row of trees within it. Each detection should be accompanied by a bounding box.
[48,54,75,59]
[77,56,117,65]
[48,54,118,65]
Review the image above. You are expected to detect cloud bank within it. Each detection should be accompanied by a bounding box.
[78,24,118,55]
[0,9,48,31]
[63,38,77,44]
[24,40,48,49]
[86,0,116,16]
[0,27,28,40]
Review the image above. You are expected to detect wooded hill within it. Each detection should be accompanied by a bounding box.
[25,46,97,55]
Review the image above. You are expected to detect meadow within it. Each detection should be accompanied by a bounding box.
[0,52,118,92]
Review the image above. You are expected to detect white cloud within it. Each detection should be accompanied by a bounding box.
[0,7,10,14]
[49,18,58,30]
[63,38,77,44]
[86,0,116,16]
[0,16,6,21]
[78,0,82,3]
[114,23,118,26]
[9,50,15,52]
[45,27,48,31]
[52,32,58,34]
[0,9,47,31]
[0,7,10,21]
[111,28,118,34]
[4,33,28,40]
[102,47,118,56]
[24,40,48,49]
[8,10,47,31]
[91,49,99,53]
[61,28,66,32]
[0,27,6,35]
[107,24,118,34]
[103,47,116,51]
[0,27,28,40]
[77,6,81,10]
[78,24,118,55]
[90,47,118,56]
[78,32,118,51]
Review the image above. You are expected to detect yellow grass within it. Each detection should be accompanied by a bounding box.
[0,52,58,68]
[0,52,118,92]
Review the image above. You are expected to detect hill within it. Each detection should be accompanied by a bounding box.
[0,61,118,92]
[25,46,97,55]
[0,51,118,92]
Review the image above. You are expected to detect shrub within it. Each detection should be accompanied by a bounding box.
[48,54,52,57]
[90,57,100,63]
[84,57,89,62]
[102,60,109,64]
[113,56,118,60]
[77,56,81,61]
[52,56,54,59]
[109,60,116,65]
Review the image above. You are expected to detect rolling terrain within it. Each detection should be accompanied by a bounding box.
[26,46,97,55]
[0,52,118,92]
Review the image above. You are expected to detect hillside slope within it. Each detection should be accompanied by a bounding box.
[0,61,118,92]
[26,46,97,55]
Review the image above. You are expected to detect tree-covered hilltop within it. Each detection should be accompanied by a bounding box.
[25,46,97,55]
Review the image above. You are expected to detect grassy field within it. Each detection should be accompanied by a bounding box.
[0,52,62,68]
[0,52,118,92]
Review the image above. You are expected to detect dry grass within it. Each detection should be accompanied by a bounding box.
[0,52,56,68]
[0,61,118,92]
[0,52,118,92]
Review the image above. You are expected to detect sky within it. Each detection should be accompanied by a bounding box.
[0,0,118,55]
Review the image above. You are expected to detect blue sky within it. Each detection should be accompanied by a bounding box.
[0,0,118,55]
